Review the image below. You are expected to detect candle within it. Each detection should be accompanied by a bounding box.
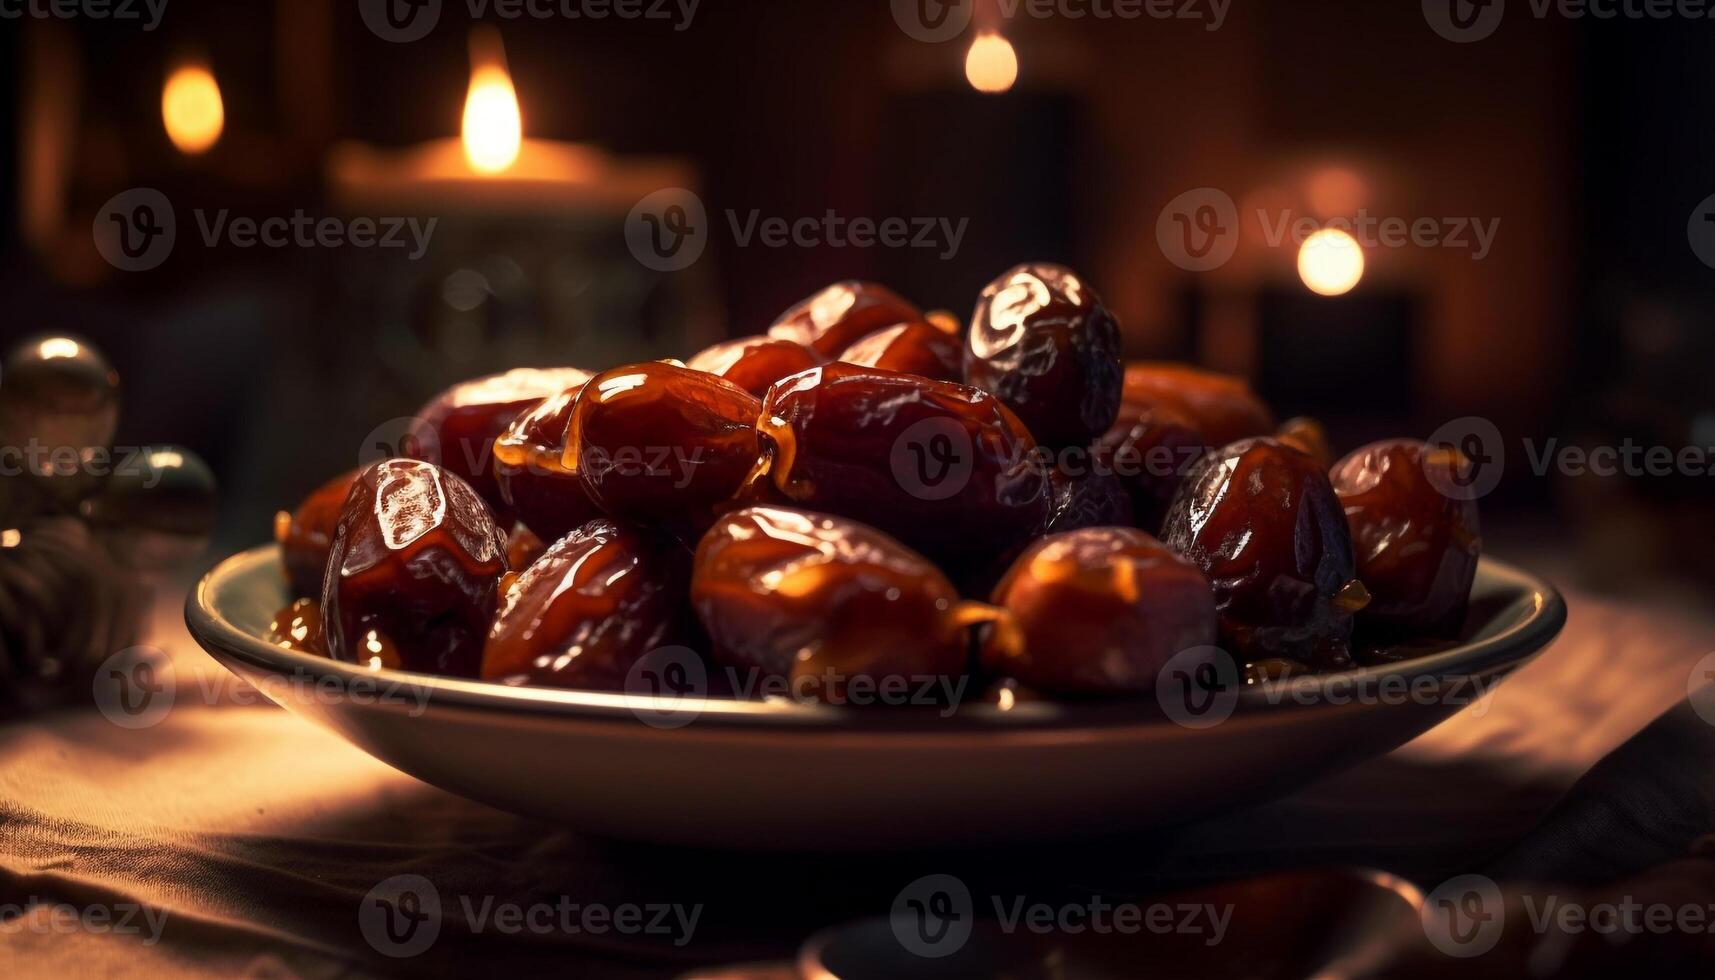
[327,27,690,213]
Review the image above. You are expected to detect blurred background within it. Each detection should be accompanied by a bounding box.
[1,0,1711,600]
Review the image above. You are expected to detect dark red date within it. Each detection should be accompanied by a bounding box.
[692,506,972,703]
[505,524,547,572]
[1331,439,1481,636]
[492,383,605,542]
[686,335,822,398]
[410,367,593,527]
[563,362,763,537]
[482,519,691,690]
[276,468,358,598]
[321,459,508,677]
[1092,403,1210,534]
[767,281,924,358]
[838,319,963,383]
[1045,469,1134,534]
[1162,438,1367,668]
[964,263,1123,448]
[756,363,1050,566]
[984,527,1217,694]
[267,598,329,657]
[1123,363,1273,448]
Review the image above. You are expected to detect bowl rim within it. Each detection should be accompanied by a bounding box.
[186,543,1566,734]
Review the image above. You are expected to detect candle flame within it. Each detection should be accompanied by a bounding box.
[965,33,1018,94]
[462,53,522,175]
[162,63,224,155]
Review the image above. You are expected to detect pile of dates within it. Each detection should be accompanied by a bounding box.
[272,265,1483,706]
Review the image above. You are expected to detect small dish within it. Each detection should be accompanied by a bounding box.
[186,544,1564,849]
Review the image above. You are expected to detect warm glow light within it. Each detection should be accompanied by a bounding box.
[965,33,1018,94]
[162,64,224,155]
[1297,228,1365,296]
[37,338,81,360]
[462,64,523,174]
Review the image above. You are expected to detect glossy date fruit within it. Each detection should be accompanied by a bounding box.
[410,367,593,527]
[1045,469,1134,534]
[1122,363,1273,448]
[767,281,925,358]
[960,468,1135,598]
[756,363,1050,566]
[691,506,974,703]
[1331,439,1481,636]
[321,459,508,677]
[964,263,1123,448]
[1093,403,1210,534]
[267,598,328,657]
[984,527,1217,694]
[563,362,763,536]
[686,336,821,398]
[837,319,963,383]
[1162,438,1368,669]
[492,383,604,542]
[505,524,547,572]
[275,468,358,598]
[482,519,692,690]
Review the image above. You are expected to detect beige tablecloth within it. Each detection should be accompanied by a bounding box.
[1,571,1711,978]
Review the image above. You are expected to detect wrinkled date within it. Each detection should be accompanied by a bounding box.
[321,459,508,677]
[692,506,973,704]
[1162,438,1367,668]
[767,281,925,358]
[1122,363,1273,448]
[564,362,763,537]
[964,263,1123,448]
[410,367,593,527]
[492,383,604,543]
[276,468,358,598]
[687,335,822,398]
[838,319,963,383]
[1332,439,1481,636]
[1045,469,1134,534]
[757,363,1050,567]
[482,519,692,690]
[984,527,1217,694]
[1093,403,1210,535]
[957,469,1135,601]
